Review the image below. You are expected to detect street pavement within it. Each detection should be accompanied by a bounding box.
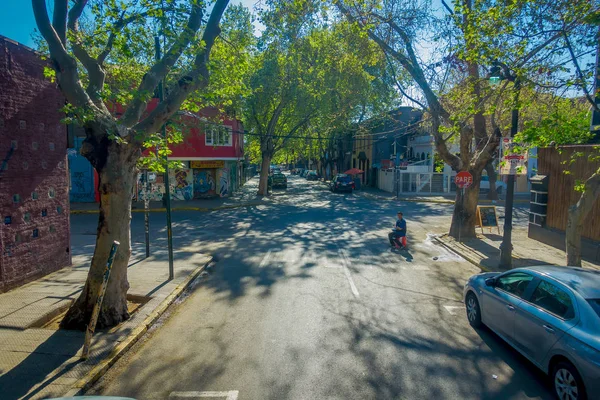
[82,174,554,400]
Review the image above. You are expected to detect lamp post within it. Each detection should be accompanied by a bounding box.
[155,35,175,280]
[489,61,520,269]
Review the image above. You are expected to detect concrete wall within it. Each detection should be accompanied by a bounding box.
[0,36,71,292]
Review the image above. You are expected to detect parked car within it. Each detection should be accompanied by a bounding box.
[306,170,320,181]
[271,172,287,189]
[330,174,354,193]
[480,175,507,194]
[464,266,600,400]
[301,169,310,178]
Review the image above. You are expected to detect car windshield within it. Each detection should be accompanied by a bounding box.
[337,175,352,182]
[588,299,600,318]
[481,176,489,181]
[274,173,285,178]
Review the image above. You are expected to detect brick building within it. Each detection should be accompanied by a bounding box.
[0,36,71,292]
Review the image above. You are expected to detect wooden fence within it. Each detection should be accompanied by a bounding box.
[538,145,600,242]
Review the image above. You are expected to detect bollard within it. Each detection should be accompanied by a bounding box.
[81,240,120,360]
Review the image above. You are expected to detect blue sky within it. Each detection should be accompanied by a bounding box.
[0,0,262,48]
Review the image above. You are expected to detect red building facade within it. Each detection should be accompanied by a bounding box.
[137,103,245,201]
[0,36,71,292]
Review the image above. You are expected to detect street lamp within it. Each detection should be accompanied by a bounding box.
[489,61,520,269]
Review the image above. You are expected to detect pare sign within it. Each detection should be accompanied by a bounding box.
[455,171,473,189]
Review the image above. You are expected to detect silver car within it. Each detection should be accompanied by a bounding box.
[463,266,600,400]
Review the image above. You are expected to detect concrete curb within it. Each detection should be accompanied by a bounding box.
[63,256,213,397]
[71,201,264,214]
[433,235,492,272]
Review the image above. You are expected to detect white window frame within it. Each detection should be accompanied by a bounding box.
[205,123,233,147]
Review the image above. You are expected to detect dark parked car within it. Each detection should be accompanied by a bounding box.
[464,266,600,400]
[271,173,287,189]
[306,170,319,181]
[330,174,354,193]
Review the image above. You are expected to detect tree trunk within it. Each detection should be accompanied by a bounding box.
[566,171,600,266]
[485,160,499,200]
[257,154,272,196]
[449,170,482,239]
[61,145,137,330]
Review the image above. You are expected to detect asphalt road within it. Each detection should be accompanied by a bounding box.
[81,174,553,400]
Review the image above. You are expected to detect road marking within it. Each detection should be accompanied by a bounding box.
[169,391,239,400]
[443,305,465,315]
[258,250,272,268]
[338,249,360,298]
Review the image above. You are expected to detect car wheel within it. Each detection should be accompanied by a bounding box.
[553,361,587,400]
[466,292,482,328]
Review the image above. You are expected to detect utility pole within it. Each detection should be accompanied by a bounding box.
[155,35,175,280]
[143,170,150,258]
[490,61,520,268]
[591,28,600,141]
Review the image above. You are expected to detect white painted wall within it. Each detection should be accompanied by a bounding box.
[378,169,395,193]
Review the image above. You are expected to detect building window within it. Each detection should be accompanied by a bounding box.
[32,192,38,200]
[49,142,55,151]
[41,160,48,169]
[32,142,39,151]
[48,187,56,198]
[32,229,39,238]
[42,209,47,217]
[205,124,233,146]
[49,225,56,233]
[19,120,26,130]
[57,206,63,214]
[10,140,17,150]
[15,233,22,243]
[23,161,29,170]
[13,194,20,203]
[4,216,11,225]
[39,123,45,131]
[23,212,31,222]
[1,162,8,171]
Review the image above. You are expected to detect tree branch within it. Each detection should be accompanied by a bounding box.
[563,29,599,112]
[132,0,230,136]
[32,0,95,110]
[52,0,68,45]
[121,0,207,128]
[66,0,108,107]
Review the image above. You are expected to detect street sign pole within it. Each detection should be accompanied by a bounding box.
[155,35,175,280]
[143,170,150,258]
[499,79,520,269]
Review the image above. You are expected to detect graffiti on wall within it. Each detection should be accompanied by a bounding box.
[219,168,229,197]
[137,174,164,201]
[170,168,194,201]
[193,169,215,197]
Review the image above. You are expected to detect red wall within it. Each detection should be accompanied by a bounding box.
[0,36,71,292]
[114,100,244,160]
[169,107,244,160]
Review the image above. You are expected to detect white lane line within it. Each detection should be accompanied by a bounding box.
[443,305,465,316]
[258,250,272,268]
[338,249,360,298]
[169,391,239,399]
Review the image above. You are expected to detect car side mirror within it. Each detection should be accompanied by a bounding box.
[485,278,496,287]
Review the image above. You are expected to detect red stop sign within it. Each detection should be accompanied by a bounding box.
[455,171,473,189]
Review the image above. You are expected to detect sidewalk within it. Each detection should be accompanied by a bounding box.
[434,228,600,272]
[71,176,267,214]
[353,185,530,205]
[0,249,212,399]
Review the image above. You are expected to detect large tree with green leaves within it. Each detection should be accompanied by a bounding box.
[246,18,393,195]
[332,0,597,239]
[32,0,233,329]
